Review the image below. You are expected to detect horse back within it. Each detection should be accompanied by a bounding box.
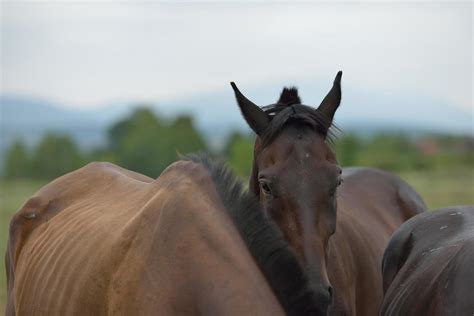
[341,167,425,224]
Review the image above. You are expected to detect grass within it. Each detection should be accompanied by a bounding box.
[0,168,473,312]
[398,168,474,209]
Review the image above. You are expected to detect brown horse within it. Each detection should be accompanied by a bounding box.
[5,155,323,315]
[230,72,426,315]
[381,206,474,316]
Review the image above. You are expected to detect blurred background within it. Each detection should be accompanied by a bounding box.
[0,1,473,310]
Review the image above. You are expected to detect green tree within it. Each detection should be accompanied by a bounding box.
[107,107,207,177]
[334,134,361,167]
[356,134,421,171]
[32,133,85,179]
[3,140,32,179]
[88,148,118,165]
[170,115,207,154]
[224,132,254,177]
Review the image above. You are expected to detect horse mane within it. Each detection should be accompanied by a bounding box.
[253,86,339,147]
[182,153,321,316]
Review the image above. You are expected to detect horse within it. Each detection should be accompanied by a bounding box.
[381,206,474,315]
[5,154,323,316]
[230,72,426,315]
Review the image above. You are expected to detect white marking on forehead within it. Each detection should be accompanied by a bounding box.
[305,153,310,159]
[440,225,448,230]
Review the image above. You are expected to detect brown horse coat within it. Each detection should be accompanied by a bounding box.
[328,167,426,315]
[5,157,319,316]
[381,206,474,316]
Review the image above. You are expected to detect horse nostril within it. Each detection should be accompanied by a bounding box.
[327,286,333,302]
[317,285,333,305]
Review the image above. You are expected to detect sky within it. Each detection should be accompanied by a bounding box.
[1,1,472,113]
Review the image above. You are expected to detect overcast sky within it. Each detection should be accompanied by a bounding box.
[1,1,472,112]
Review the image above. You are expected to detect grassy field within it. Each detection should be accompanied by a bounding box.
[398,168,474,209]
[0,168,473,312]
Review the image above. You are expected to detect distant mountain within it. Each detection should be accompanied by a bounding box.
[1,97,101,151]
[1,82,472,168]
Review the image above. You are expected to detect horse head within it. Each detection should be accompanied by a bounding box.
[231,72,343,310]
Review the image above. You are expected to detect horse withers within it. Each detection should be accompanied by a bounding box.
[230,72,426,315]
[381,206,474,316]
[5,155,322,315]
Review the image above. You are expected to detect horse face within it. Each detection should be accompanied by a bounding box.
[231,72,343,312]
[255,125,341,304]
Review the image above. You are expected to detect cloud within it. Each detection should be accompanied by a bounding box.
[1,2,472,113]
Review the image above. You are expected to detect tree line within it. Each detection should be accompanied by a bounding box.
[3,107,473,180]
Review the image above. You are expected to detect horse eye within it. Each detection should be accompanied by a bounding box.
[259,181,272,195]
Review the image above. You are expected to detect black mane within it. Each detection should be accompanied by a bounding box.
[261,100,338,147]
[183,153,322,316]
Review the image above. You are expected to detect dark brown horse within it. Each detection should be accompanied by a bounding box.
[381,206,474,315]
[230,72,426,315]
[5,155,322,315]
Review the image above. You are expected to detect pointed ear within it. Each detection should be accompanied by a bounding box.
[317,71,342,123]
[230,82,270,135]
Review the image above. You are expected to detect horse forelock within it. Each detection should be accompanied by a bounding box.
[259,103,338,147]
[278,87,301,105]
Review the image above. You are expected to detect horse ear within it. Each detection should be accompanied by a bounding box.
[230,82,270,135]
[317,71,342,123]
